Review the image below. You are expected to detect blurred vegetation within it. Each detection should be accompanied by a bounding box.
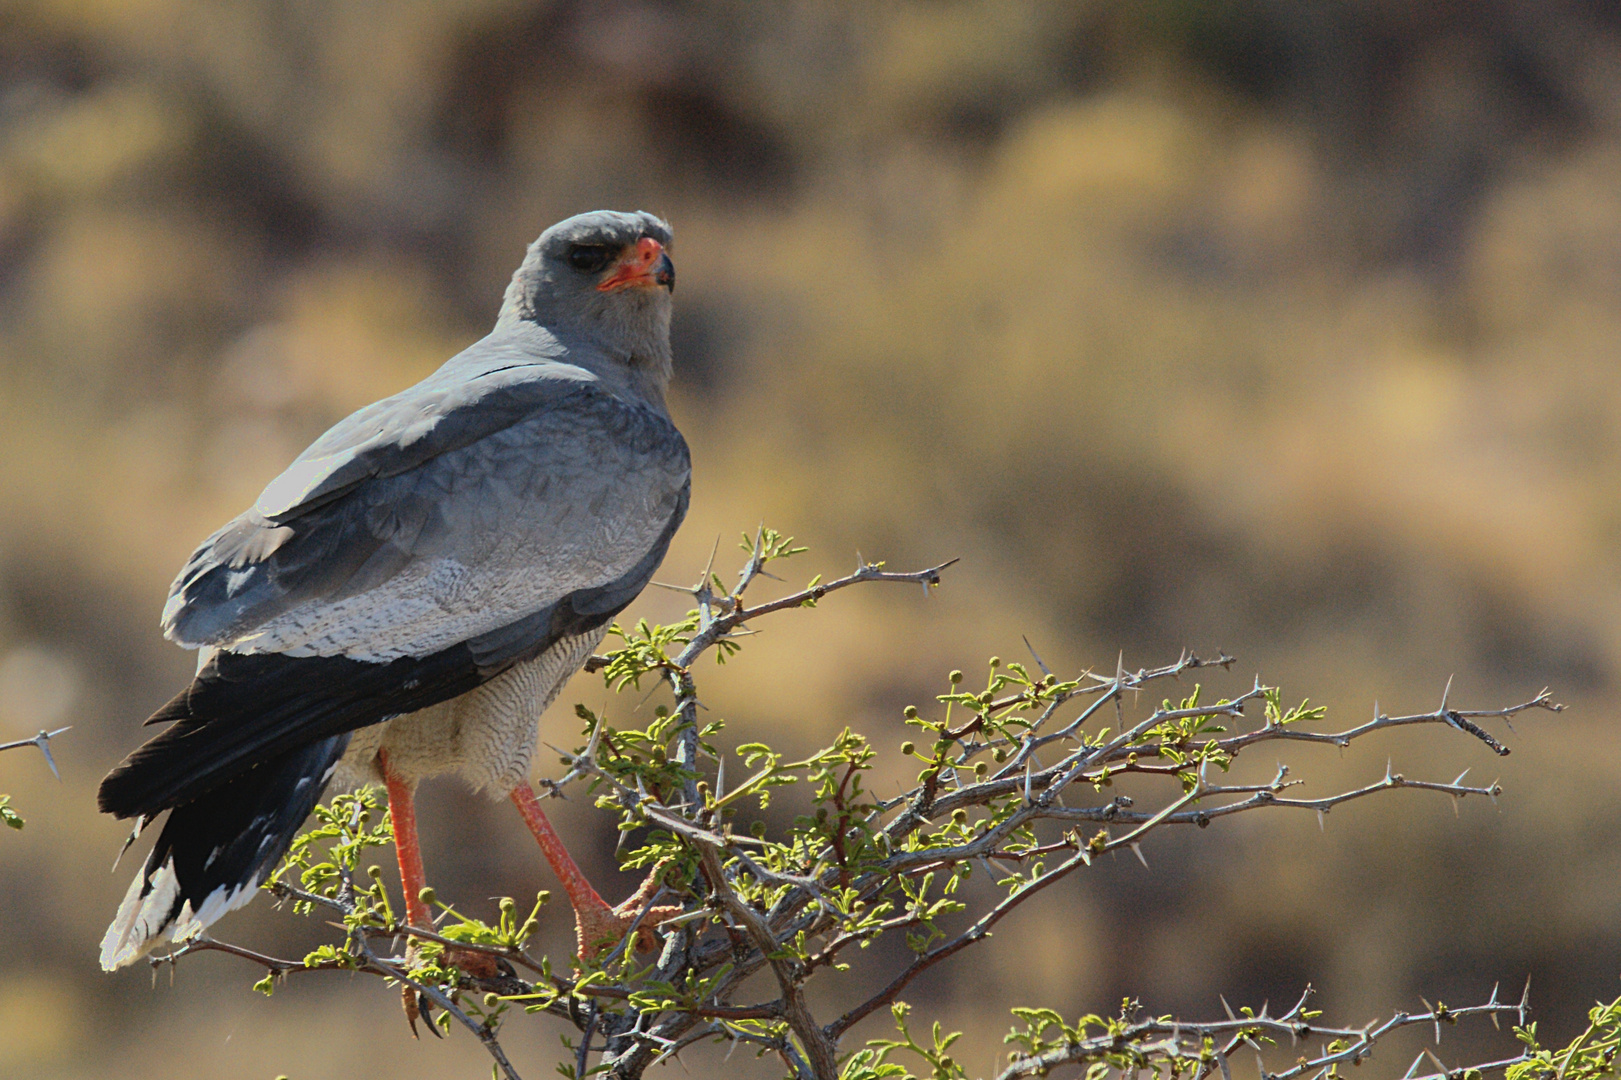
[3,1,1621,1077]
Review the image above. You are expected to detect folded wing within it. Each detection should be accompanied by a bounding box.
[100,344,689,819]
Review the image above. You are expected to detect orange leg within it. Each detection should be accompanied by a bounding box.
[381,753,434,930]
[382,752,452,1038]
[510,782,678,958]
[509,781,611,913]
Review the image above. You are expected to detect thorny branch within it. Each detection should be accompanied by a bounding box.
[153,530,1567,1080]
[0,724,70,776]
[994,983,1533,1080]
[1,724,69,830]
[666,544,957,810]
[694,838,839,1079]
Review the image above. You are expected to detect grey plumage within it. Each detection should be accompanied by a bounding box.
[168,363,686,663]
[165,212,684,662]
[99,209,689,968]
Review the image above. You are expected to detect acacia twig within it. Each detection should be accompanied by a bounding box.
[993,982,1532,1080]
[0,725,70,778]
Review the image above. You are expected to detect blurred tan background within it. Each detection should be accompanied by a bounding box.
[3,1,1621,1077]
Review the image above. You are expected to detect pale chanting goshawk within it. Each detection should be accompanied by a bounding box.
[99,210,690,970]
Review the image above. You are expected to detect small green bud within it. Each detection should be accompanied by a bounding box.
[974,761,988,777]
[499,897,517,916]
[535,890,551,906]
[653,705,669,718]
[366,864,384,882]
[952,808,967,824]
[978,691,994,704]
[988,656,1001,669]
[993,748,1008,762]
[418,886,436,906]
[900,741,915,756]
[903,705,919,719]
[949,670,964,684]
[484,992,500,1008]
[750,820,767,838]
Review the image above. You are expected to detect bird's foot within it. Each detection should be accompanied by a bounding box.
[575,863,682,960]
[397,933,505,1038]
[575,897,684,960]
[401,984,439,1040]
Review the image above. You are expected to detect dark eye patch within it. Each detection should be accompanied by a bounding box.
[565,244,615,273]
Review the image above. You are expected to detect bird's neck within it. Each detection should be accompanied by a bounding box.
[498,297,674,408]
[494,320,673,415]
[594,295,673,396]
[580,316,673,413]
[614,352,674,414]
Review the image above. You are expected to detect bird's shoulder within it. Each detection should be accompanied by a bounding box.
[254,327,685,526]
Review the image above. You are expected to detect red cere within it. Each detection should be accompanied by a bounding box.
[597,237,668,291]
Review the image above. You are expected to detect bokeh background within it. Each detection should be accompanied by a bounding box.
[3,1,1621,1077]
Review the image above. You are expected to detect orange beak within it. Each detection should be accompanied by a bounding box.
[597,237,675,292]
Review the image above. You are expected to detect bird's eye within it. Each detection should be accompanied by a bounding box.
[565,245,614,273]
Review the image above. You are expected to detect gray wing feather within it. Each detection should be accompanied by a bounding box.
[253,337,594,521]
[164,334,689,661]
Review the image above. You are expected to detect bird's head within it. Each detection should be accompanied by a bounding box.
[499,210,677,382]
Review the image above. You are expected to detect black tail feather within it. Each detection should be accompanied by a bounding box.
[99,733,350,969]
[97,644,489,819]
[155,732,351,904]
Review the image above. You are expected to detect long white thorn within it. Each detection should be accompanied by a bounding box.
[1023,635,1053,678]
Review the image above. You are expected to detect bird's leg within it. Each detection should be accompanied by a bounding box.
[509,782,680,959]
[508,782,617,955]
[381,756,433,930]
[381,753,497,1038]
[380,755,437,1036]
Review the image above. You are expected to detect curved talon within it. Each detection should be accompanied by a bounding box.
[402,984,441,1039]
